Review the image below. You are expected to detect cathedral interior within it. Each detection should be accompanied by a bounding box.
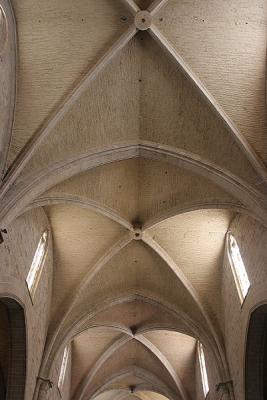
[0,0,267,399]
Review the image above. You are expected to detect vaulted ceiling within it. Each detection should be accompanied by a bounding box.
[0,0,267,399]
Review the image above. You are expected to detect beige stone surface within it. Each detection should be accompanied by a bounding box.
[156,0,267,160]
[0,207,53,399]
[41,158,240,226]
[8,0,131,166]
[148,209,234,332]
[0,0,267,399]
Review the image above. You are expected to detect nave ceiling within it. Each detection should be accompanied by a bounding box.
[0,0,267,399]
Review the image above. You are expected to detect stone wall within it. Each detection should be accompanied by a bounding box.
[195,349,204,400]
[222,213,267,400]
[41,346,71,400]
[195,343,224,400]
[0,207,53,400]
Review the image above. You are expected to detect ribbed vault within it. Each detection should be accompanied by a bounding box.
[0,0,267,399]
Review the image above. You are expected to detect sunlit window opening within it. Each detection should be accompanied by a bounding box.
[58,346,70,393]
[198,342,209,398]
[26,230,48,298]
[227,232,250,303]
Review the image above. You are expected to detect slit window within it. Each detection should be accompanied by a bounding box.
[227,232,250,303]
[198,342,209,398]
[26,230,48,299]
[58,346,70,393]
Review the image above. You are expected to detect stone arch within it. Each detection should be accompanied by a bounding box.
[245,303,267,400]
[41,293,229,396]
[1,142,267,227]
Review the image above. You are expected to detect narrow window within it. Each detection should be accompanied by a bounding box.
[58,346,69,394]
[26,230,48,299]
[227,232,250,303]
[198,342,209,398]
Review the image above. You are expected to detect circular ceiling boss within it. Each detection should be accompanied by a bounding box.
[134,10,152,31]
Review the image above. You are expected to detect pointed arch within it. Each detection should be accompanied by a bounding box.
[89,366,177,400]
[245,303,267,400]
[0,297,26,400]
[74,330,189,400]
[25,195,132,230]
[73,334,133,400]
[0,0,16,178]
[37,293,228,400]
[1,143,267,228]
[142,231,227,378]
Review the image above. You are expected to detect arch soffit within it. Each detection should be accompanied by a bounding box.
[113,394,143,400]
[25,154,242,224]
[45,232,221,373]
[95,387,173,400]
[40,209,232,387]
[73,330,189,400]
[42,293,227,391]
[23,196,249,231]
[88,366,178,400]
[1,142,267,227]
[127,392,170,400]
